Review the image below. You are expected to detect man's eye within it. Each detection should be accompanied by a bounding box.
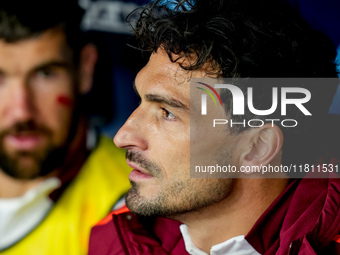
[36,68,56,78]
[162,108,176,120]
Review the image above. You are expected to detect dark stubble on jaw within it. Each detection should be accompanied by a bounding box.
[124,150,234,218]
[0,121,68,180]
[125,150,166,216]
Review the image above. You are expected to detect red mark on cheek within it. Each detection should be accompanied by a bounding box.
[57,95,73,108]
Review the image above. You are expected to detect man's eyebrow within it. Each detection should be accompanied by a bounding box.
[145,94,189,111]
[31,61,72,73]
[0,61,71,76]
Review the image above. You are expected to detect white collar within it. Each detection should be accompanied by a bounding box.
[0,177,61,250]
[180,224,261,255]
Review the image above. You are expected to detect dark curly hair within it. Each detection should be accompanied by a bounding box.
[128,0,339,168]
[129,0,337,78]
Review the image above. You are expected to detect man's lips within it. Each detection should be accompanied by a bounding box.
[4,133,45,150]
[126,159,154,181]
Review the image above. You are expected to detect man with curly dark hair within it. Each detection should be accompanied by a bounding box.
[89,0,340,254]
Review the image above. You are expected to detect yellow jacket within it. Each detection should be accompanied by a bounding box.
[0,136,131,255]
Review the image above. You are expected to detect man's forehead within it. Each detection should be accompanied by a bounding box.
[149,50,192,83]
[0,28,72,73]
[133,73,190,104]
[135,49,213,94]
[134,51,188,94]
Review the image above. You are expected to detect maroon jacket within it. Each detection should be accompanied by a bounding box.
[89,173,340,255]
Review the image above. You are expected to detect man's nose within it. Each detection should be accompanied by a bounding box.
[7,82,35,123]
[114,107,148,151]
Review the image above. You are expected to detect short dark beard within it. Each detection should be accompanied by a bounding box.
[126,178,234,218]
[0,121,70,180]
[125,150,234,218]
[0,145,67,180]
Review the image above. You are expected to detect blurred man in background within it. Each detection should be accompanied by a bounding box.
[0,0,131,254]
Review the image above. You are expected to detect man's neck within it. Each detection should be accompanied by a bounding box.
[0,171,49,198]
[0,118,88,198]
[175,178,289,253]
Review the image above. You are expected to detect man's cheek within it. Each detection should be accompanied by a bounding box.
[56,95,74,108]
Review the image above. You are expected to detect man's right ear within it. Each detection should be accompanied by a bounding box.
[238,124,283,172]
[78,43,98,95]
